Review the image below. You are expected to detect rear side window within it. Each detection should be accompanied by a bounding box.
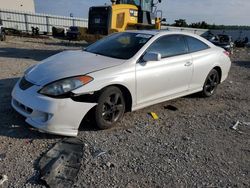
[185,36,209,53]
[146,35,188,58]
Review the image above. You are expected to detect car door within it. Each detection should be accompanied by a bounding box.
[136,34,193,105]
[184,35,212,90]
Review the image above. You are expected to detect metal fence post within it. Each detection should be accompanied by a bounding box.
[0,9,90,33]
[24,14,29,32]
[46,16,50,33]
[0,10,2,23]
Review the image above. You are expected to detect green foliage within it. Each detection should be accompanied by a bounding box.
[173,19,188,27]
[169,19,250,30]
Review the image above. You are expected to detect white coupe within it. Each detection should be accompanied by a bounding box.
[11,30,231,136]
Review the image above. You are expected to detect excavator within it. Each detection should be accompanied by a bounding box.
[74,0,165,42]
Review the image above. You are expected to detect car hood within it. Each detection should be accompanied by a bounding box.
[25,50,124,86]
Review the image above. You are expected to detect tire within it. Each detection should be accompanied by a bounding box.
[201,69,220,97]
[95,86,125,130]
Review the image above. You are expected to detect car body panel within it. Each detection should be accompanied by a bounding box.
[26,50,125,86]
[72,61,136,104]
[11,79,96,137]
[136,53,193,104]
[189,48,218,90]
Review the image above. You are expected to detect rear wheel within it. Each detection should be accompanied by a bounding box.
[201,69,220,97]
[95,86,125,129]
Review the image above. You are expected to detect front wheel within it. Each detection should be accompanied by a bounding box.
[95,86,125,130]
[201,69,220,97]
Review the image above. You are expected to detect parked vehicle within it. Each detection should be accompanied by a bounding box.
[66,26,88,40]
[70,0,164,42]
[235,37,249,48]
[11,31,231,136]
[66,26,80,40]
[209,34,234,54]
[52,27,66,38]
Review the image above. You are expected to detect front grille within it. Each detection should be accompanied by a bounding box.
[13,99,33,114]
[19,77,34,90]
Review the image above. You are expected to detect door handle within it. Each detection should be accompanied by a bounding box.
[184,62,193,66]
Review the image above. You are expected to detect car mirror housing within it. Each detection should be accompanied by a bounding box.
[143,52,162,62]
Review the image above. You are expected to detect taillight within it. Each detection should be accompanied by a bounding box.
[223,51,230,56]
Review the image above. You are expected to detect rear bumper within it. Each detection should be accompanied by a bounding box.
[11,79,96,137]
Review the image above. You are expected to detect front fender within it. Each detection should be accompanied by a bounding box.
[71,64,136,105]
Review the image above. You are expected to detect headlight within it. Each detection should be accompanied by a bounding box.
[39,75,93,97]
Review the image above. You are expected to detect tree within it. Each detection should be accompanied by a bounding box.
[190,21,209,29]
[200,21,209,29]
[170,19,250,30]
[173,19,188,27]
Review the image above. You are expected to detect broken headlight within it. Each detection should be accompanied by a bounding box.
[39,76,93,97]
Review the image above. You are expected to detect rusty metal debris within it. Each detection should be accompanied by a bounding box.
[38,138,84,188]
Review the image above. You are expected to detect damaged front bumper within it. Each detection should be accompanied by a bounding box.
[11,79,96,137]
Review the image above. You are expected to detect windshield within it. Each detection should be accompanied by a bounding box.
[118,0,153,12]
[119,0,140,6]
[85,32,153,59]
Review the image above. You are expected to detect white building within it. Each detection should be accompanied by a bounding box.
[0,0,35,12]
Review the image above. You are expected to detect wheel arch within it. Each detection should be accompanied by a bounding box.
[213,66,222,83]
[72,84,133,112]
[103,84,133,112]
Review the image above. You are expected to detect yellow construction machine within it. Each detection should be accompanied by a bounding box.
[79,0,165,42]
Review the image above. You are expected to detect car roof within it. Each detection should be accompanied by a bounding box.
[125,30,202,37]
[124,30,215,47]
[125,30,160,35]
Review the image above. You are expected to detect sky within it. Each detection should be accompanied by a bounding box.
[35,0,250,25]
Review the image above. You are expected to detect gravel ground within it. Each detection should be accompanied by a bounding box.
[0,36,249,188]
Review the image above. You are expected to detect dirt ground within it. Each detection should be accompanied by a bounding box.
[0,36,249,188]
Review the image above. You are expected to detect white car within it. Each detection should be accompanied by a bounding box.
[11,30,231,136]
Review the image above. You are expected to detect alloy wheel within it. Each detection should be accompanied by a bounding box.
[102,93,124,123]
[204,71,219,95]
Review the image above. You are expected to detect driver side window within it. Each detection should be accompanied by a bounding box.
[146,35,188,58]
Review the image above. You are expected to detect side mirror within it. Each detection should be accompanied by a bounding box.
[143,52,161,62]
